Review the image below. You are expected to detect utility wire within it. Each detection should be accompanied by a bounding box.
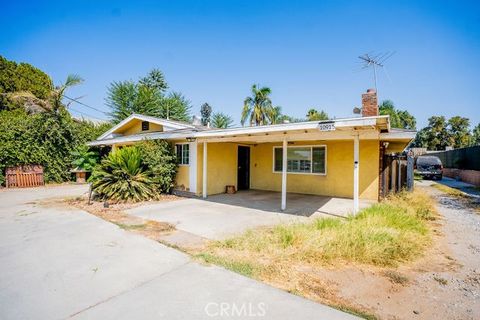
[68,107,107,121]
[63,95,109,115]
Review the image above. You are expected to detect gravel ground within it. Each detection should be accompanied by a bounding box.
[403,180,480,319]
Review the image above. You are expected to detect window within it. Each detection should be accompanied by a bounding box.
[176,144,189,165]
[141,121,149,131]
[274,146,326,174]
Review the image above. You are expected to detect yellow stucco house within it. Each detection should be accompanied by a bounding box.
[88,89,415,213]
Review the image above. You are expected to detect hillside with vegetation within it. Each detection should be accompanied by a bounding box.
[0,55,111,185]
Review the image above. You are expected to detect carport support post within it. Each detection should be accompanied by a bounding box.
[353,133,359,214]
[203,141,207,199]
[281,138,287,211]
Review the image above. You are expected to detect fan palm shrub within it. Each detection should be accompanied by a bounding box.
[90,146,157,202]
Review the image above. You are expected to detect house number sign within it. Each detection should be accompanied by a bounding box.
[318,122,335,131]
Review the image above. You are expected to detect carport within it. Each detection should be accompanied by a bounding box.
[206,190,375,218]
[195,117,385,214]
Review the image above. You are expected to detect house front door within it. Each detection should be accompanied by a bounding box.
[237,146,250,190]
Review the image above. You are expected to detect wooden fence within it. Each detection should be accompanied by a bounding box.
[5,165,45,188]
[379,153,414,199]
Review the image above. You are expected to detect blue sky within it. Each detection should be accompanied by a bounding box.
[1,0,479,128]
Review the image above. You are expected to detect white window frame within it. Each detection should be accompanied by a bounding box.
[176,143,190,166]
[272,145,327,175]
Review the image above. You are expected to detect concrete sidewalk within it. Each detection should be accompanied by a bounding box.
[0,185,357,320]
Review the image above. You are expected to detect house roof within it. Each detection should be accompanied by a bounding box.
[380,128,417,141]
[97,113,208,140]
[88,114,416,147]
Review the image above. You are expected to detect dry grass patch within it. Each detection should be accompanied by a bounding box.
[432,183,480,213]
[432,183,467,197]
[433,275,448,286]
[382,270,409,285]
[205,190,435,267]
[195,190,436,317]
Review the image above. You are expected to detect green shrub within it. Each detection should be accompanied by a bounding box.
[0,108,112,185]
[137,139,177,193]
[71,145,98,171]
[90,146,158,202]
[0,55,53,110]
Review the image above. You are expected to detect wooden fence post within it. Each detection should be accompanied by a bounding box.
[406,155,414,191]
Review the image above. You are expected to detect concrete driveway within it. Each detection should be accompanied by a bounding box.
[127,197,306,240]
[127,190,374,240]
[0,185,356,320]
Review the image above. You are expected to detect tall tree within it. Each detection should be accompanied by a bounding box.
[472,123,480,146]
[378,100,416,129]
[200,103,212,126]
[411,127,429,149]
[448,116,471,148]
[139,68,168,93]
[268,106,282,124]
[106,81,162,123]
[211,112,234,128]
[268,106,303,124]
[160,92,191,122]
[106,69,191,123]
[411,116,451,150]
[306,108,328,121]
[241,84,274,126]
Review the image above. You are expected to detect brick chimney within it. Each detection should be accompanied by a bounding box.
[361,88,378,117]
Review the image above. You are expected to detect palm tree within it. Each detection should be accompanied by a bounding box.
[211,112,234,128]
[268,106,282,124]
[241,84,274,126]
[306,108,329,121]
[51,74,84,112]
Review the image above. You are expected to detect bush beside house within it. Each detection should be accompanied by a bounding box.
[137,140,177,193]
[90,141,177,202]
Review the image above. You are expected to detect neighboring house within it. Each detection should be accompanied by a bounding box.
[88,89,415,213]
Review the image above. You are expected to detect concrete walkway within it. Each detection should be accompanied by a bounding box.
[0,185,357,320]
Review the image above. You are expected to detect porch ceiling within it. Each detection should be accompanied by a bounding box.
[197,127,380,144]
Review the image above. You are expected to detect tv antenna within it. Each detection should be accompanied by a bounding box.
[358,51,395,94]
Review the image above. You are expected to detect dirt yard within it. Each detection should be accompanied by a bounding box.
[49,195,178,241]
